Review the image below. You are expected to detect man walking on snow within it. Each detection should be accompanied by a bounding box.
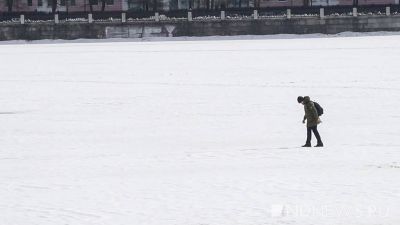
[297,96,323,147]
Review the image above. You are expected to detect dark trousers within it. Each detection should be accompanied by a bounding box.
[306,126,322,144]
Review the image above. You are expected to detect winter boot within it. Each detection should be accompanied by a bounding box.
[302,143,311,147]
[315,142,324,147]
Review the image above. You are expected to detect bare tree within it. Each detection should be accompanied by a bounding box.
[6,0,14,12]
[303,0,310,7]
[89,0,95,12]
[101,0,106,11]
[51,0,57,13]
[254,0,261,8]
[65,0,69,13]
[143,0,150,11]
[153,0,157,11]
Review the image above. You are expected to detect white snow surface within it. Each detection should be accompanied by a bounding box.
[1,33,400,225]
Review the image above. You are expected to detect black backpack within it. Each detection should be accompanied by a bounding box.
[313,102,324,116]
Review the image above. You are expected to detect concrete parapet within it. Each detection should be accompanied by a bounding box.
[3,16,400,41]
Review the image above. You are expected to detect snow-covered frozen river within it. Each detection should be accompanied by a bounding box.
[1,34,400,225]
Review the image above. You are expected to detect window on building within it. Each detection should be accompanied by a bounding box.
[60,0,66,6]
[71,0,76,5]
[28,0,33,6]
[90,0,99,4]
[128,0,144,10]
[38,0,43,6]
[128,0,135,8]
[106,0,114,5]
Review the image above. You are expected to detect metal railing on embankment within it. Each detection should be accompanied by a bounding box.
[1,5,400,25]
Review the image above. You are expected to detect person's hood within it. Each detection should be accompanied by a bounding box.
[303,96,311,103]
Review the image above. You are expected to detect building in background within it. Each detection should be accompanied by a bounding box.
[311,0,397,6]
[0,0,123,12]
[0,0,397,12]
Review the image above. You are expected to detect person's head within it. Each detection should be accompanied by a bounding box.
[297,96,304,104]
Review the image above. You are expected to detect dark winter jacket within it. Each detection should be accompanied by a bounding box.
[303,96,319,128]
